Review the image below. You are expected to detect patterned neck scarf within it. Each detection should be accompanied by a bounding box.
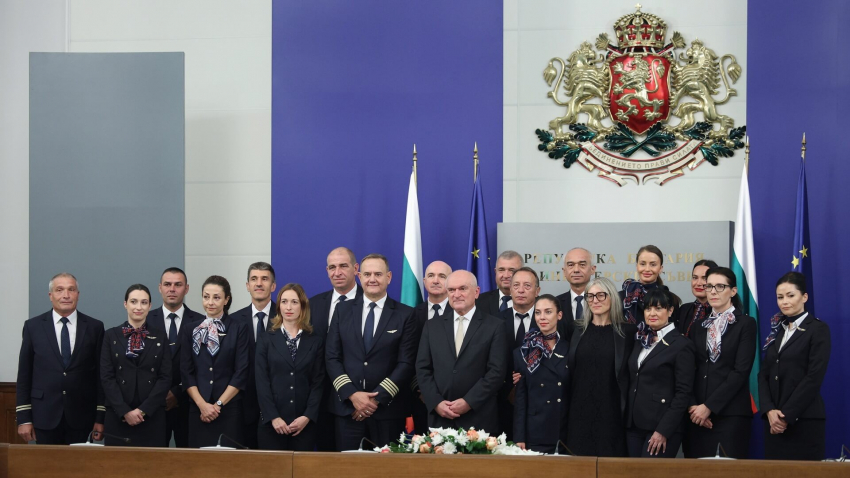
[283,328,302,361]
[762,311,806,350]
[192,317,226,356]
[622,279,659,324]
[520,329,559,374]
[122,322,149,358]
[684,301,708,338]
[702,307,736,362]
[635,321,660,349]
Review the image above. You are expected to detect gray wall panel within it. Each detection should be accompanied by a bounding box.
[29,52,184,326]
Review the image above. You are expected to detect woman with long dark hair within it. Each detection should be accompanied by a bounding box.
[181,275,250,448]
[685,267,756,458]
[620,245,680,325]
[759,272,830,460]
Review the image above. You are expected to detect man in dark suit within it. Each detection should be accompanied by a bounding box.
[410,260,451,433]
[309,246,363,450]
[146,267,204,447]
[325,253,417,450]
[230,261,277,448]
[16,273,105,445]
[416,270,508,434]
[499,266,540,440]
[476,250,522,317]
[555,248,596,332]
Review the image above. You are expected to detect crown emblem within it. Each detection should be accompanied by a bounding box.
[614,4,667,49]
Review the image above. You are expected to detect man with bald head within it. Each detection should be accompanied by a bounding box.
[416,270,508,434]
[556,248,597,332]
[410,260,452,432]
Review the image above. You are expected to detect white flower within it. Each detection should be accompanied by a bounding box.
[493,444,542,455]
[441,428,458,439]
[399,433,407,443]
[431,434,443,445]
[442,442,457,454]
[478,431,490,441]
[456,434,469,446]
[497,433,507,445]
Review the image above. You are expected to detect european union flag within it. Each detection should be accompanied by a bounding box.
[466,167,494,293]
[791,155,815,315]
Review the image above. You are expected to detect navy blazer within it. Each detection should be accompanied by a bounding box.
[230,302,275,424]
[758,313,830,423]
[415,307,508,434]
[146,305,204,400]
[100,325,172,418]
[690,310,757,417]
[568,322,637,416]
[325,296,417,419]
[255,328,325,424]
[16,310,106,430]
[180,315,250,403]
[309,285,364,340]
[627,328,695,438]
[513,339,570,446]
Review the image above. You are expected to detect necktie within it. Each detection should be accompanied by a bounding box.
[167,313,178,355]
[515,312,529,347]
[60,317,71,368]
[256,311,267,342]
[431,303,441,320]
[455,316,467,355]
[363,302,377,350]
[575,295,584,320]
[500,296,511,313]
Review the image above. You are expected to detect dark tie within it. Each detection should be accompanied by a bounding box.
[431,303,441,319]
[500,295,511,312]
[167,313,179,355]
[338,295,348,303]
[256,311,267,342]
[515,312,528,347]
[575,296,584,320]
[363,302,377,350]
[60,317,71,368]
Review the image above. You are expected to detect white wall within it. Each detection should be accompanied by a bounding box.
[504,0,747,223]
[0,0,67,382]
[68,0,272,313]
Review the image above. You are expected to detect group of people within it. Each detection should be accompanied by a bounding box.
[15,245,830,461]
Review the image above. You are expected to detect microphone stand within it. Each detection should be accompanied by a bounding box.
[215,433,248,449]
[553,440,575,456]
[358,436,379,451]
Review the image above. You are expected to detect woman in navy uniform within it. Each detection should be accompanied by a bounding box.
[626,289,695,458]
[255,283,325,450]
[685,267,756,458]
[181,275,250,448]
[619,245,680,325]
[759,272,830,461]
[100,284,172,447]
[676,260,718,337]
[513,294,570,453]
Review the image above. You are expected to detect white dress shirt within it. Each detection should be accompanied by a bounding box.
[569,289,586,319]
[329,285,358,328]
[252,302,273,340]
[52,309,78,354]
[163,304,185,342]
[361,295,387,335]
[513,306,535,337]
[779,312,808,351]
[637,323,676,368]
[427,297,449,320]
[453,306,476,339]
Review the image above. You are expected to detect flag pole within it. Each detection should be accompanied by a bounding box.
[801,132,807,163]
[412,144,418,186]
[744,135,750,176]
[473,142,479,183]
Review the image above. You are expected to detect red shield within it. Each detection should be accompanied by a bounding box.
[608,54,671,134]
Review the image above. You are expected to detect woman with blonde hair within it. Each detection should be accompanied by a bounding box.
[255,283,325,450]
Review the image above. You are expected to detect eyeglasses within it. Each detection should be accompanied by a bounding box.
[704,284,729,292]
[585,292,609,302]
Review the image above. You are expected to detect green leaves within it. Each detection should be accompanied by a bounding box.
[683,122,713,141]
[570,124,597,142]
[605,123,676,157]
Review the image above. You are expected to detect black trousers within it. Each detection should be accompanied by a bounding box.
[34,414,90,445]
[684,415,751,458]
[257,420,318,451]
[764,418,825,461]
[335,415,406,451]
[626,427,682,458]
[105,407,167,447]
[411,397,430,435]
[165,399,190,447]
[242,418,259,449]
[187,402,244,448]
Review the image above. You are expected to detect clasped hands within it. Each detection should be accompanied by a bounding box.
[767,409,788,434]
[272,416,310,435]
[199,401,221,423]
[435,398,471,419]
[688,404,713,429]
[350,391,379,422]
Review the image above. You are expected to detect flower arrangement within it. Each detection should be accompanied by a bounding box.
[374,428,540,455]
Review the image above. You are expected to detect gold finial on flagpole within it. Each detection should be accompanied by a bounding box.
[744,135,750,176]
[412,144,418,186]
[801,132,807,162]
[473,142,479,183]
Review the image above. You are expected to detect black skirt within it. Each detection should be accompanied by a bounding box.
[187,401,244,448]
[764,418,825,461]
[685,415,751,458]
[257,420,318,451]
[104,407,167,447]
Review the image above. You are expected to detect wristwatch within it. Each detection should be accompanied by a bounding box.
[215,400,223,407]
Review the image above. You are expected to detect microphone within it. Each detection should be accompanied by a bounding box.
[73,431,130,446]
[715,442,728,458]
[553,440,575,456]
[216,433,248,449]
[358,436,379,451]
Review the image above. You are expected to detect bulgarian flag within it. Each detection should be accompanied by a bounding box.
[400,170,424,307]
[731,162,760,413]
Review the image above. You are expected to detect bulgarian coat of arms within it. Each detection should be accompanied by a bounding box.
[536,4,745,185]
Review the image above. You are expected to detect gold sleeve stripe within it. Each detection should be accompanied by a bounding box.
[96,406,106,411]
[379,379,399,397]
[16,405,31,411]
[410,377,419,391]
[333,375,352,391]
